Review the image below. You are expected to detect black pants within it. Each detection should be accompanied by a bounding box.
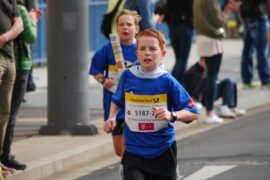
[2,70,29,158]
[122,141,177,180]
[124,167,175,180]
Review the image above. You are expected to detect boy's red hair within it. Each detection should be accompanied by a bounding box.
[136,28,166,50]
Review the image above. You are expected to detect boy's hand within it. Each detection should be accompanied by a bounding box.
[103,118,117,133]
[153,107,171,121]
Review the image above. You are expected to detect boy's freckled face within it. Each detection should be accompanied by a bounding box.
[136,36,166,72]
[117,15,139,44]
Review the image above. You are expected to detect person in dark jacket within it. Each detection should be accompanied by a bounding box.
[0,0,23,177]
[155,0,194,84]
[240,0,270,88]
[0,0,41,171]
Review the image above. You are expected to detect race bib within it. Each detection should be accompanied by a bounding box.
[125,92,168,132]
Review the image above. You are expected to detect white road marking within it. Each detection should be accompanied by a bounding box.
[183,165,236,180]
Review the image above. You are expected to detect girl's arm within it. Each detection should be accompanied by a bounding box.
[93,73,116,90]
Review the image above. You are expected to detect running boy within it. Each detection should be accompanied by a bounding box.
[89,9,141,157]
[104,28,199,180]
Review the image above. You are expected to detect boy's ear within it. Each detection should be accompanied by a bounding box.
[162,50,166,57]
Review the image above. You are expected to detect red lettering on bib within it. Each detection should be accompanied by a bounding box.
[138,123,154,131]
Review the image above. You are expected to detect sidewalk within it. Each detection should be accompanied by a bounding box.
[6,39,270,180]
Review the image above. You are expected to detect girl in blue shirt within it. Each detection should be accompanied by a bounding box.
[89,9,141,157]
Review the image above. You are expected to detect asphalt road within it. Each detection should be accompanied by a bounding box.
[177,105,270,180]
[49,104,270,180]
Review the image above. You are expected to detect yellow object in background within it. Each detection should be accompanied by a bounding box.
[226,19,239,38]
[227,19,237,29]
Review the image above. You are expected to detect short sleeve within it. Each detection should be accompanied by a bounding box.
[111,71,126,108]
[89,44,110,75]
[11,0,20,17]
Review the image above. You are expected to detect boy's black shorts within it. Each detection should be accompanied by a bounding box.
[121,141,177,180]
[112,119,124,136]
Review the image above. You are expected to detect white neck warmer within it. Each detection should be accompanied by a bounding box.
[129,63,167,79]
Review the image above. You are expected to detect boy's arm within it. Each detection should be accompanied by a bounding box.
[153,107,199,123]
[155,78,199,124]
[172,109,199,123]
[103,102,119,133]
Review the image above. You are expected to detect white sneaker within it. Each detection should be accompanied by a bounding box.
[217,105,236,118]
[204,114,224,124]
[231,108,246,116]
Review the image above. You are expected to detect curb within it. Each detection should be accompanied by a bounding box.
[7,134,114,180]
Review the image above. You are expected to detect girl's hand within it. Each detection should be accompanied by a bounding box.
[103,118,117,133]
[103,78,116,90]
[153,107,171,121]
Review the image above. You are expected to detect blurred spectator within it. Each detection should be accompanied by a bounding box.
[106,0,126,35]
[193,0,240,124]
[0,0,23,177]
[0,0,42,171]
[25,0,39,92]
[1,63,15,178]
[154,0,194,83]
[124,0,155,30]
[184,58,246,120]
[240,0,270,89]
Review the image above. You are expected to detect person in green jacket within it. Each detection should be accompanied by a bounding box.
[0,0,41,171]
